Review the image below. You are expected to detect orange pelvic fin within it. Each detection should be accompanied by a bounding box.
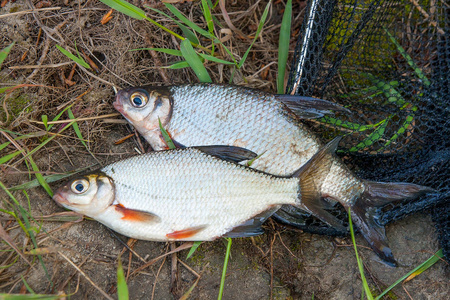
[114,204,160,223]
[166,225,207,240]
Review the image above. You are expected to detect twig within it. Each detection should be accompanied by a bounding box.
[130,242,193,278]
[58,251,114,300]
[178,259,200,278]
[269,234,276,300]
[409,0,444,34]
[0,223,32,266]
[151,254,167,300]
[26,36,50,81]
[219,0,248,39]
[0,6,61,19]
[30,113,120,125]
[56,247,97,292]
[9,62,74,69]
[77,64,118,88]
[145,36,170,84]
[170,242,180,297]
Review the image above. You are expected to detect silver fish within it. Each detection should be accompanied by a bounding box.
[113,83,434,266]
[53,144,336,242]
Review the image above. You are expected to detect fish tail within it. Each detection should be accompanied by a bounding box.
[293,137,434,266]
[349,180,434,266]
[293,137,348,232]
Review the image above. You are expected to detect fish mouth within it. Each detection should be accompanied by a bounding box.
[113,90,128,116]
[52,191,69,207]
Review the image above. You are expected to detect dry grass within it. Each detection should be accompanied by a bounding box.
[0,0,306,297]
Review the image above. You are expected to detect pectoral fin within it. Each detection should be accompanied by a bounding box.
[275,94,350,119]
[114,204,161,223]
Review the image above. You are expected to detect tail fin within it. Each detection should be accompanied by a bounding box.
[351,180,435,267]
[294,137,435,266]
[293,137,348,232]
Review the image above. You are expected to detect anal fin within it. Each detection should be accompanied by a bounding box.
[114,204,161,223]
[166,225,207,240]
[223,206,280,238]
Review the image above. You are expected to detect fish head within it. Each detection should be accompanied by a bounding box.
[114,87,173,135]
[53,174,115,217]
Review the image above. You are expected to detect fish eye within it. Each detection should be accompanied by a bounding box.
[130,92,148,108]
[70,179,89,194]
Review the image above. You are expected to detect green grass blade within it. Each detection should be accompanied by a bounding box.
[348,119,389,152]
[0,141,11,151]
[98,0,145,19]
[0,294,66,299]
[41,115,48,131]
[158,118,176,150]
[47,104,73,131]
[349,209,374,300]
[238,2,270,68]
[178,23,200,45]
[0,181,28,234]
[165,61,190,69]
[67,108,87,148]
[198,53,234,65]
[277,0,292,93]
[384,28,430,87]
[0,150,23,165]
[218,238,232,300]
[366,74,406,107]
[318,116,378,132]
[117,258,129,300]
[14,121,75,171]
[375,249,444,299]
[0,42,15,68]
[180,39,212,83]
[9,166,93,191]
[0,86,16,93]
[18,205,53,288]
[155,4,237,64]
[145,6,198,44]
[201,0,214,34]
[380,113,414,150]
[55,45,90,69]
[186,241,202,259]
[28,156,53,197]
[21,276,36,294]
[130,48,182,56]
[163,4,217,42]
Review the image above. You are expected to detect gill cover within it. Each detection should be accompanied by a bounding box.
[114,87,173,128]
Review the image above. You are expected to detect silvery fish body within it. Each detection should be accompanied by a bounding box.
[113,83,433,266]
[114,84,359,204]
[53,147,312,241]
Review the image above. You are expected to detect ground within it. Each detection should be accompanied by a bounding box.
[0,0,448,299]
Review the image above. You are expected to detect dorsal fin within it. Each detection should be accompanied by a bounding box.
[275,95,350,119]
[194,146,257,163]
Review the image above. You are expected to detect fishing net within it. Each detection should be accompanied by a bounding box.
[272,0,449,261]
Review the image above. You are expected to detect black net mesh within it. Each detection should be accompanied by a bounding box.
[273,0,449,260]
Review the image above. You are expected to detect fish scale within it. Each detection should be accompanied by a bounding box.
[111,83,434,266]
[166,85,359,203]
[57,148,299,242]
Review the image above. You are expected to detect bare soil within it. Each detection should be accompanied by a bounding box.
[0,0,448,299]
